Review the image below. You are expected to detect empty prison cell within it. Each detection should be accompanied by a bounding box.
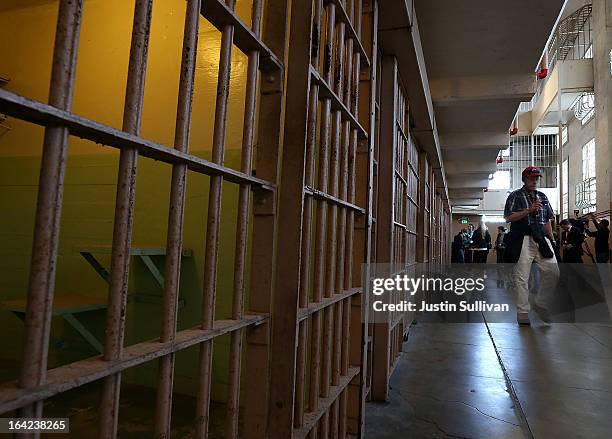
[0,0,290,437]
[0,0,451,438]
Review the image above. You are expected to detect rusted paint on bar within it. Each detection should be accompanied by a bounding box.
[17,0,83,430]
[196,0,236,437]
[226,0,263,437]
[293,367,360,439]
[0,89,275,190]
[154,1,201,437]
[99,1,153,437]
[0,315,267,414]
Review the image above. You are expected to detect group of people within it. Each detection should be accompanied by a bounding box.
[558,214,610,263]
[453,166,610,326]
[451,223,508,264]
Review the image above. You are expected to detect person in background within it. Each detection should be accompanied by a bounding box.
[466,223,475,239]
[495,226,507,263]
[451,229,466,263]
[560,219,584,263]
[503,166,559,325]
[586,214,610,263]
[471,222,492,263]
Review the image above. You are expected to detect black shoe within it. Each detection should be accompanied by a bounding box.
[517,312,530,325]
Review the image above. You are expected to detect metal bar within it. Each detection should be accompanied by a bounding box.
[321,6,343,436]
[99,2,153,437]
[304,186,365,214]
[17,0,83,429]
[298,287,360,322]
[200,0,281,72]
[0,90,275,190]
[309,5,336,431]
[226,1,263,437]
[341,2,361,426]
[332,15,353,439]
[197,0,236,437]
[268,0,315,435]
[0,315,267,414]
[243,0,288,435]
[153,1,201,437]
[310,68,367,140]
[371,54,397,402]
[293,367,360,439]
[324,0,370,68]
[295,0,322,419]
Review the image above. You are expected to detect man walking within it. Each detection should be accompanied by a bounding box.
[503,167,559,325]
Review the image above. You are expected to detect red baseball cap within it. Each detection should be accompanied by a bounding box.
[522,166,542,178]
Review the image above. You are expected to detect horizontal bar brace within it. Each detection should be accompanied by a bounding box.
[310,67,368,140]
[304,186,365,215]
[0,89,275,190]
[201,0,282,72]
[298,288,361,322]
[0,314,267,414]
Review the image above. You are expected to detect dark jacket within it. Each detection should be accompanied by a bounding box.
[585,227,610,254]
[471,228,491,249]
[495,232,507,250]
[562,226,584,263]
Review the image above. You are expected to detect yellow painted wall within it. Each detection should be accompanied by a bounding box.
[0,0,254,401]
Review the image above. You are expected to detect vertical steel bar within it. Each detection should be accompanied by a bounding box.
[319,3,339,436]
[18,0,83,431]
[153,1,201,437]
[341,0,361,427]
[99,2,153,438]
[268,0,315,435]
[226,0,263,437]
[295,0,322,422]
[196,1,236,437]
[309,4,335,437]
[243,1,288,436]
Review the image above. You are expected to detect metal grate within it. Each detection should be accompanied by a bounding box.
[548,4,593,71]
[499,134,558,189]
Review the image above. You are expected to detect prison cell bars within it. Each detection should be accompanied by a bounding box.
[0,1,289,439]
[269,0,372,437]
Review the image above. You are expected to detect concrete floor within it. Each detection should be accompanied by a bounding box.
[365,321,612,439]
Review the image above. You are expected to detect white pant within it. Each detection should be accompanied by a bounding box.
[512,235,560,313]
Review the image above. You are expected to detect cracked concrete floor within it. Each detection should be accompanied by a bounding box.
[365,322,612,439]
